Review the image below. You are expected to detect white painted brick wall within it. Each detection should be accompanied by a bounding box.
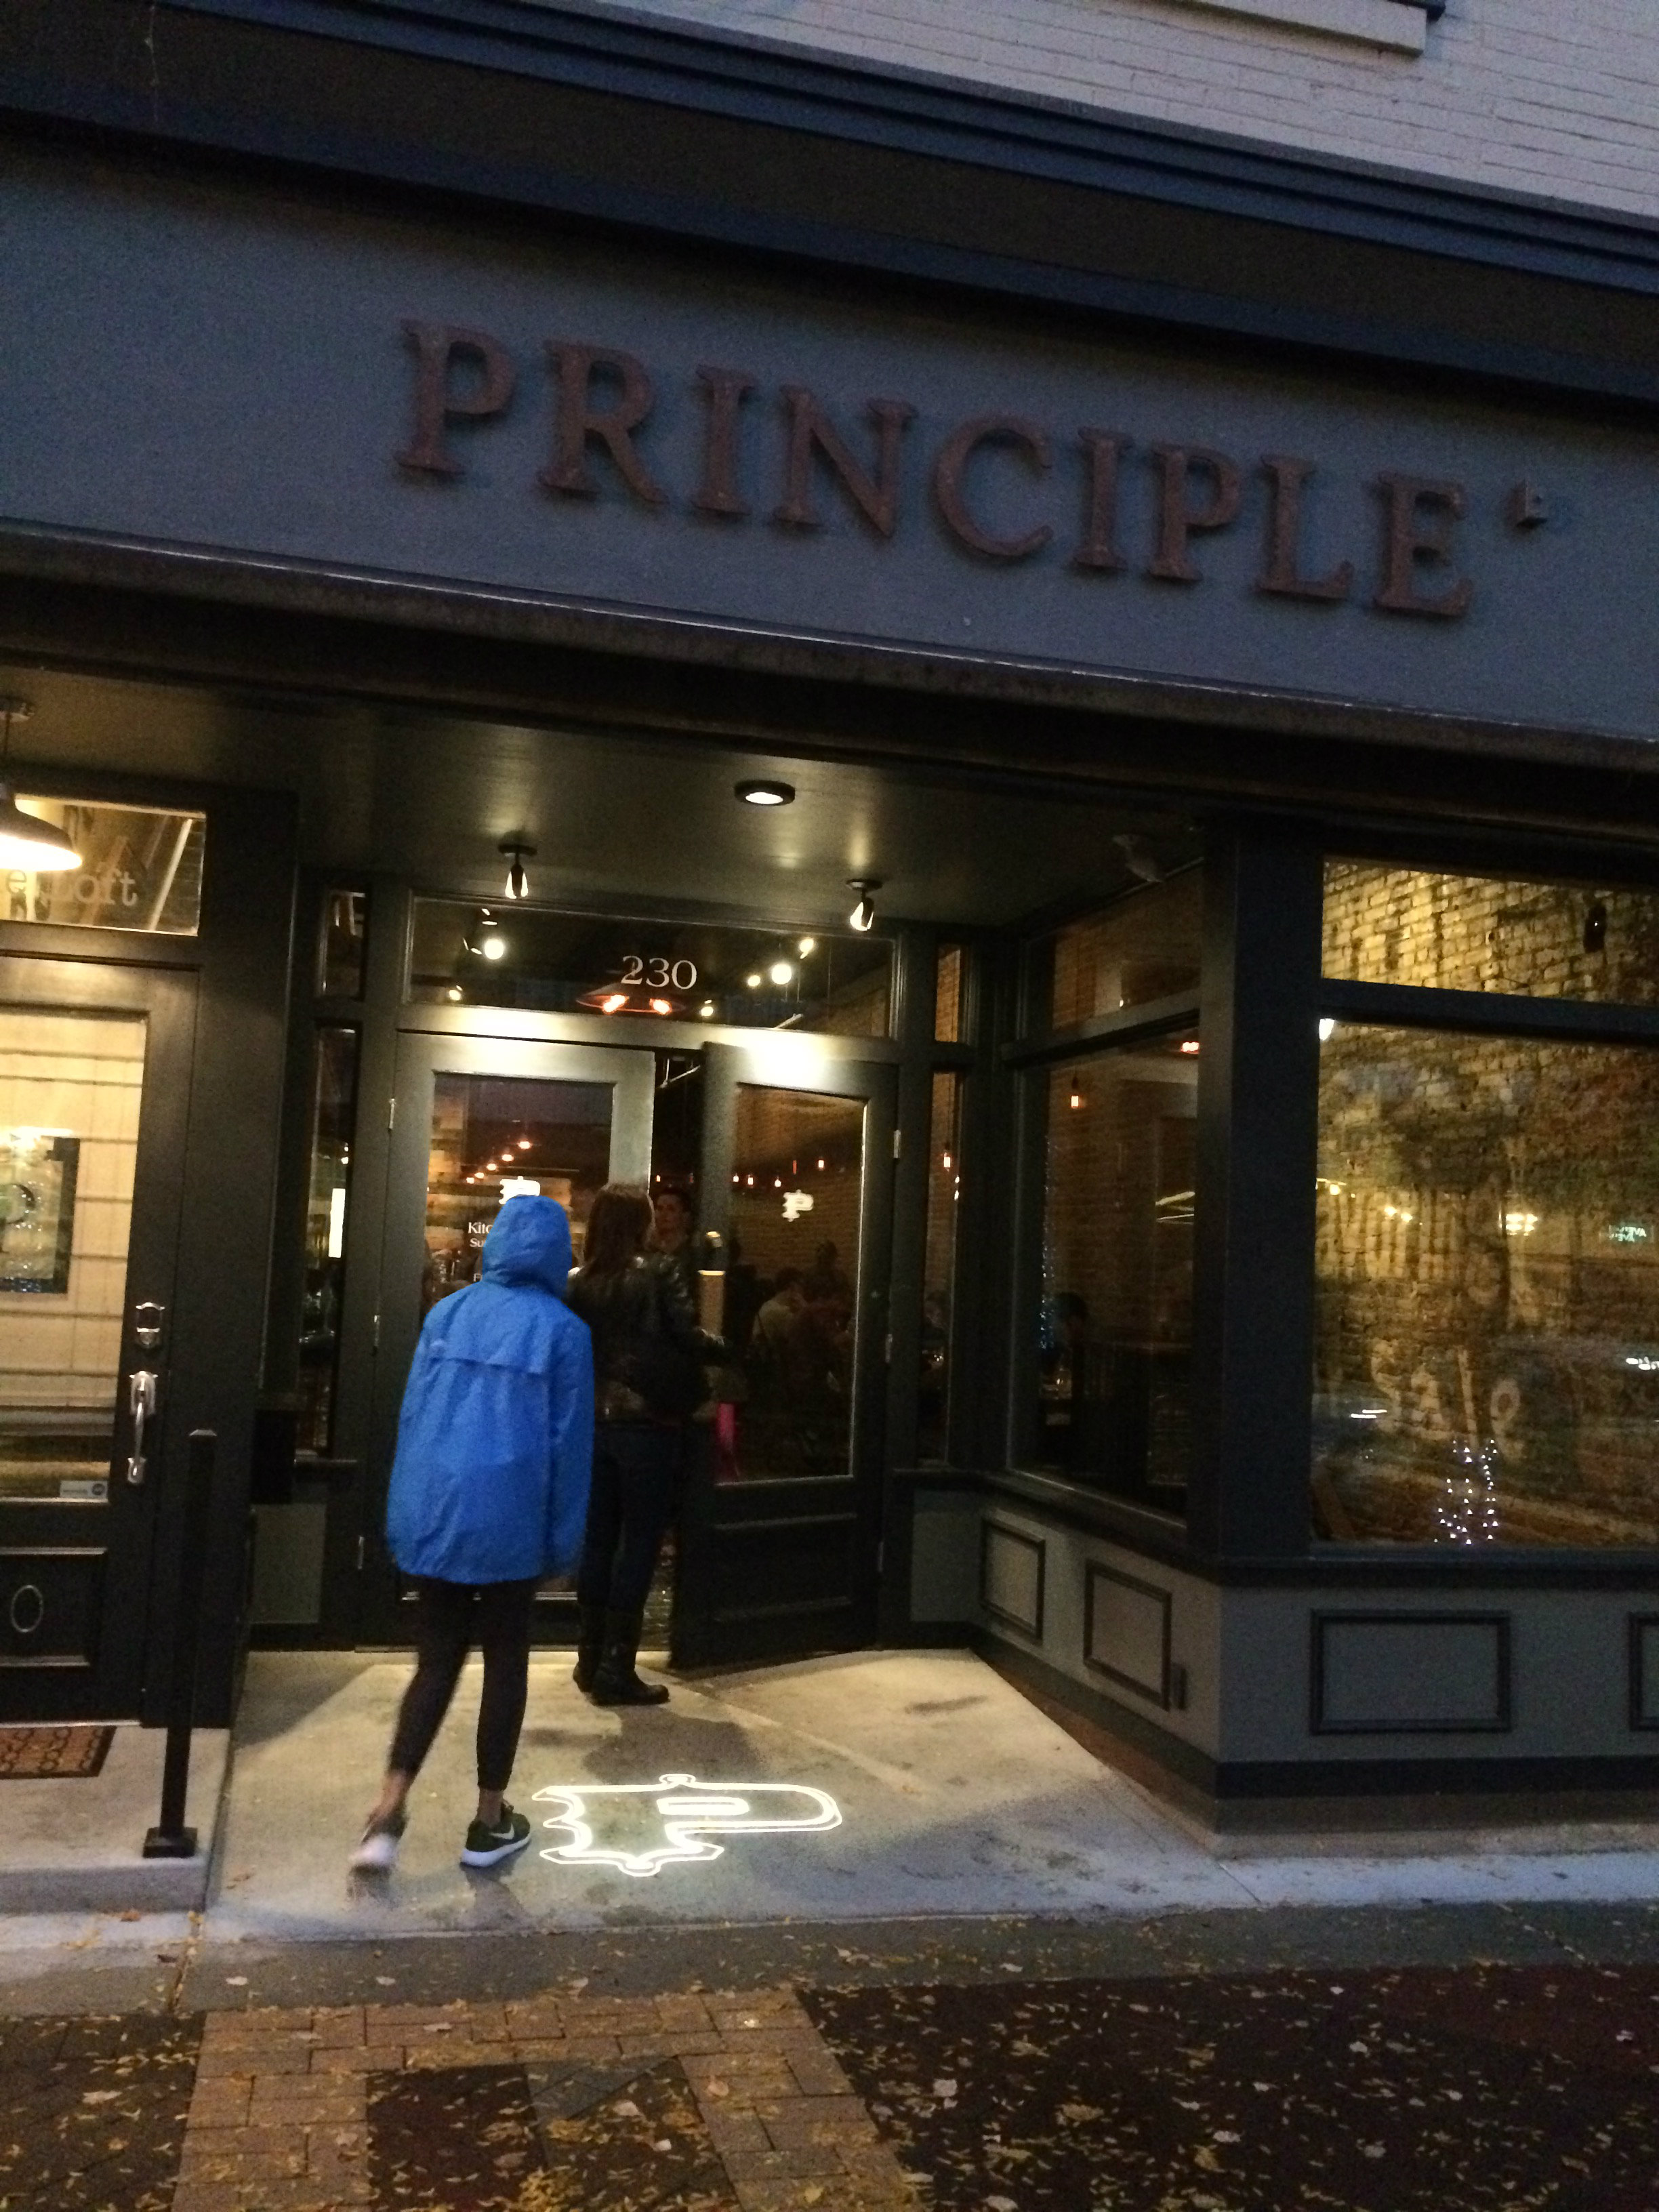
[571,0,1659,220]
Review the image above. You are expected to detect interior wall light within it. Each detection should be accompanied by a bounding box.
[499,838,536,901]
[846,878,882,933]
[0,699,79,872]
[736,779,795,807]
[1069,1078,1085,1111]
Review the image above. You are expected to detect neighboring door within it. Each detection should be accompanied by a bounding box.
[0,958,196,1719]
[362,1030,653,1643]
[673,1042,896,1668]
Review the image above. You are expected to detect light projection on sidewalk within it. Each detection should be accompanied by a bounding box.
[531,1772,842,1878]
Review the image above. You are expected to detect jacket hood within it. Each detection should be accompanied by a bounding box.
[479,1195,574,1294]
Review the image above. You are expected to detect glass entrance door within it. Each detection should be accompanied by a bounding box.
[0,959,195,1719]
[673,1042,896,1668]
[363,1031,653,1643]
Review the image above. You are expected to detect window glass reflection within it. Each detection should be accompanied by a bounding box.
[318,890,368,999]
[1313,1022,1659,1546]
[934,944,964,1044]
[1324,860,1659,1005]
[1027,872,1202,1034]
[422,1074,611,1316]
[1030,1036,1197,1513]
[409,902,890,1037]
[717,1087,864,1483]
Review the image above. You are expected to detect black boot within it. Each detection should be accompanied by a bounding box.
[590,1608,670,1706]
[572,1604,605,1696]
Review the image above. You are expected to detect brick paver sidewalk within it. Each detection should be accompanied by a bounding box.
[177,1986,920,2211]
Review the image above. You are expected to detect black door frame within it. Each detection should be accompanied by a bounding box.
[0,956,197,1719]
[672,1038,898,1669]
[360,1024,654,1644]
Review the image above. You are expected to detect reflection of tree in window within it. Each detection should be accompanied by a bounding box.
[1313,1023,1659,1547]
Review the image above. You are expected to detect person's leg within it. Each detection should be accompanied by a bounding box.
[472,1577,537,1826]
[592,1427,680,1706]
[364,1579,472,1830]
[573,1431,622,1690]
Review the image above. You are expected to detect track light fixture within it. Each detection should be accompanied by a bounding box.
[735,779,795,807]
[0,699,79,874]
[846,878,882,933]
[499,838,536,901]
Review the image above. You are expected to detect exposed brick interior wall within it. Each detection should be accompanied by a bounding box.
[601,0,1659,220]
[1315,865,1659,1547]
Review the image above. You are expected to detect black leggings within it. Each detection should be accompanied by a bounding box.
[387,1576,536,1793]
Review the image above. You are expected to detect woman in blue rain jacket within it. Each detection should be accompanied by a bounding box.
[350,1195,593,1876]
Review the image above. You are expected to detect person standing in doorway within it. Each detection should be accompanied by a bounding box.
[651,1182,698,1303]
[568,1183,724,1704]
[350,1195,593,1875]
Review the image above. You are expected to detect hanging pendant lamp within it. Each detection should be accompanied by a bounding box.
[0,701,79,873]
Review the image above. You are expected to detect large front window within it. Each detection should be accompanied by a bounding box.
[1313,864,1659,1547]
[1028,1034,1197,1513]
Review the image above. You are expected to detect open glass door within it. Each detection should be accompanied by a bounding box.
[0,959,194,1719]
[364,1031,653,1644]
[672,1042,896,1668]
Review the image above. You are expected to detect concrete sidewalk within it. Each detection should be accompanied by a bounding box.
[203,1648,1659,1944]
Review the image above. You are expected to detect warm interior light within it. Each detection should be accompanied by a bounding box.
[699,1001,716,1019]
[797,937,816,956]
[600,991,628,1014]
[516,1138,531,1151]
[769,960,794,985]
[0,790,79,873]
[736,779,795,806]
[745,972,763,989]
[1179,1040,1201,1056]
[1317,1017,1336,1043]
[941,1151,952,1171]
[846,878,881,933]
[480,935,507,961]
[499,840,535,901]
[446,985,464,1002]
[649,997,673,1015]
[816,1158,825,1170]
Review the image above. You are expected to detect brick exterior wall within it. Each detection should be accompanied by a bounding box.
[598,0,1659,220]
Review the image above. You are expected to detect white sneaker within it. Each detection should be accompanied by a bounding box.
[350,1811,406,1873]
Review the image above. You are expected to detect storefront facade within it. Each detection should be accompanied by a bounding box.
[3,0,1659,1824]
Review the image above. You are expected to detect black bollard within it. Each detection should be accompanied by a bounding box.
[143,1427,216,1860]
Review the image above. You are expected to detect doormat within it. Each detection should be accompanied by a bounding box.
[0,1724,115,1778]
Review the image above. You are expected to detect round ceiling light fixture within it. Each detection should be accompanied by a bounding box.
[735,779,795,807]
[0,700,79,874]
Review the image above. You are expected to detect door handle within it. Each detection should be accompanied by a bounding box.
[127,1369,159,1487]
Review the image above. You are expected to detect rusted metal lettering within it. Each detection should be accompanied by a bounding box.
[1073,429,1130,573]
[541,342,666,506]
[1373,473,1473,617]
[774,388,914,538]
[1147,445,1244,583]
[395,323,516,478]
[1256,455,1355,603]
[694,367,758,518]
[932,415,1053,560]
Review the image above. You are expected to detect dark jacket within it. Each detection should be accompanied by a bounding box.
[386,1197,594,1582]
[567,1253,723,1423]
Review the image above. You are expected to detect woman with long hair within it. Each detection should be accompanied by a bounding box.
[566,1183,723,1704]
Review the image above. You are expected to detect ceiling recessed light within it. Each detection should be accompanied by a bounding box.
[736,779,795,807]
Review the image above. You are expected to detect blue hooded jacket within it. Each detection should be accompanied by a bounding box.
[386,1196,594,1584]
